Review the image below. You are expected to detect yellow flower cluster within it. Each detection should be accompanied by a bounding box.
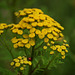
[0,23,8,35]
[0,23,14,35]
[10,56,32,70]
[50,40,69,59]
[11,8,69,59]
[11,8,64,49]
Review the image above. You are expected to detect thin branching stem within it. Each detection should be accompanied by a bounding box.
[42,53,58,75]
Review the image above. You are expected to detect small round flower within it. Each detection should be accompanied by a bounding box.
[18,56,22,59]
[42,28,48,35]
[43,46,47,49]
[11,37,18,43]
[44,38,49,43]
[10,62,14,66]
[63,40,67,43]
[20,67,24,70]
[14,58,19,63]
[30,28,36,33]
[50,51,54,55]
[35,29,41,34]
[38,33,45,39]
[25,43,31,48]
[17,30,23,35]
[23,34,29,38]
[27,25,32,29]
[22,39,29,44]
[65,44,69,47]
[57,48,62,52]
[51,41,55,44]
[29,39,35,46]
[28,61,32,65]
[0,30,4,35]
[65,49,68,53]
[51,46,56,50]
[31,22,37,27]
[61,45,66,50]
[13,43,18,48]
[61,51,65,55]
[12,29,18,33]
[62,55,65,59]
[60,33,64,37]
[20,60,24,64]
[52,31,58,36]
[37,23,43,27]
[47,43,50,46]
[29,33,35,38]
[47,34,53,39]
[17,42,24,47]
[15,63,20,67]
[53,37,57,41]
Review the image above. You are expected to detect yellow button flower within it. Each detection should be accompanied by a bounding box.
[43,46,47,49]
[14,58,19,63]
[35,29,41,34]
[60,33,64,37]
[18,56,22,59]
[65,44,69,47]
[13,43,18,48]
[22,39,29,44]
[28,61,32,65]
[20,60,24,64]
[17,30,23,35]
[10,62,14,66]
[47,34,53,39]
[30,28,36,33]
[29,39,35,46]
[38,33,45,39]
[12,29,18,33]
[42,28,47,35]
[15,63,20,67]
[11,37,18,43]
[29,33,35,38]
[0,30,4,35]
[44,38,49,43]
[47,43,50,46]
[25,43,31,48]
[51,41,55,44]
[20,67,24,70]
[63,40,67,43]
[37,23,43,27]
[23,34,29,38]
[62,55,65,59]
[27,25,32,29]
[31,22,37,27]
[50,51,54,55]
[61,51,65,55]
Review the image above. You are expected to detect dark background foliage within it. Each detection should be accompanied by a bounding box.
[0,0,75,75]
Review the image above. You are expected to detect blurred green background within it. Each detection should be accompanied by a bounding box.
[0,0,75,75]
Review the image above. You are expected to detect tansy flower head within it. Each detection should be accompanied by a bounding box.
[10,8,69,60]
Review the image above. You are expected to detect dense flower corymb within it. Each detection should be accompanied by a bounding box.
[10,8,69,59]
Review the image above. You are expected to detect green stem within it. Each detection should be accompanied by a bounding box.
[42,53,58,75]
[28,46,35,75]
[30,59,41,75]
[34,42,43,50]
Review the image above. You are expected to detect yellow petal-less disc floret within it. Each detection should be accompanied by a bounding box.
[50,51,54,55]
